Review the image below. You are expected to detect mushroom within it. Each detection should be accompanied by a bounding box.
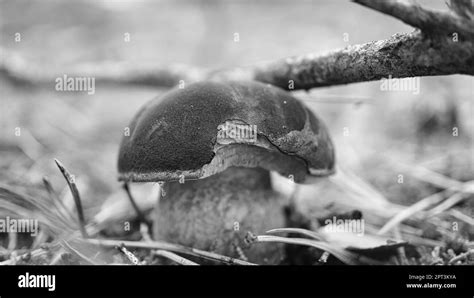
[117,81,335,264]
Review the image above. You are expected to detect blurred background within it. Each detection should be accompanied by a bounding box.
[0,0,472,244]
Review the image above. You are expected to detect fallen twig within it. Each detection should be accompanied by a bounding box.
[86,238,256,266]
[154,250,199,265]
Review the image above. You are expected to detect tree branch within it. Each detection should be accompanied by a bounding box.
[1,0,473,91]
[354,0,474,38]
[252,30,473,90]
[0,51,204,88]
[251,0,474,90]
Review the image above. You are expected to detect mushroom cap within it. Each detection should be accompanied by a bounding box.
[118,81,335,183]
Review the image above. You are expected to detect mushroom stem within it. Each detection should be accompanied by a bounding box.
[153,167,287,264]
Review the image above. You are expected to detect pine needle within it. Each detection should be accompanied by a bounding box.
[54,159,88,238]
[154,250,199,265]
[86,238,256,266]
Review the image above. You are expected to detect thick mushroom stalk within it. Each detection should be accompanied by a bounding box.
[117,81,335,264]
[156,167,287,264]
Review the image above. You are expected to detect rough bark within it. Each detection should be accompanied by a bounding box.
[251,0,474,90]
[355,0,474,38]
[252,30,474,90]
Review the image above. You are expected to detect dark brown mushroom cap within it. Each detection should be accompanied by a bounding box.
[117,81,335,183]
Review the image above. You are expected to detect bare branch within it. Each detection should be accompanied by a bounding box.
[1,0,473,91]
[0,50,203,88]
[253,31,473,90]
[354,0,474,38]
